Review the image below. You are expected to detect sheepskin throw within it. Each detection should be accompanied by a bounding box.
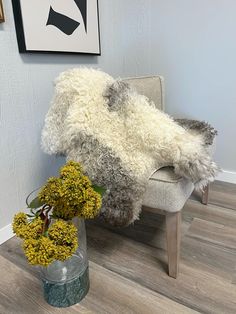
[41,68,219,227]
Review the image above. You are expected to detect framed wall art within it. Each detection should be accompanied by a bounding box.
[12,0,101,55]
[0,0,5,23]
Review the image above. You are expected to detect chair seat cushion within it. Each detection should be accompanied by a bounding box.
[142,167,194,212]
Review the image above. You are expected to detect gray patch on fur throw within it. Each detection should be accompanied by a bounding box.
[175,119,217,145]
[66,134,146,227]
[104,80,131,111]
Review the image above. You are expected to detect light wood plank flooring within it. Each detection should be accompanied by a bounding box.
[0,180,236,314]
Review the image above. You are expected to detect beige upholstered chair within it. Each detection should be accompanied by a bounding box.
[123,76,209,279]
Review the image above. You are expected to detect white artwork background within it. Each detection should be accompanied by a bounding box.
[20,0,100,53]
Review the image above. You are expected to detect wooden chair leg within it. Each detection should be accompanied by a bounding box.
[166,211,181,278]
[202,184,209,205]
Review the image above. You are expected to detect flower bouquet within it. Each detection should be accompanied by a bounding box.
[12,161,104,307]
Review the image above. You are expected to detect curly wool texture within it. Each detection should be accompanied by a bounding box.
[41,68,219,226]
[174,119,218,146]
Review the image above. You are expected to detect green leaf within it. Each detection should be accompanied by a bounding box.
[28,197,45,209]
[26,214,35,218]
[92,185,106,196]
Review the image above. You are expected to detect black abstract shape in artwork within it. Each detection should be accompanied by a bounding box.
[74,0,87,32]
[46,6,80,35]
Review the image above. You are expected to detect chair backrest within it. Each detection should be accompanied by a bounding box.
[122,76,165,111]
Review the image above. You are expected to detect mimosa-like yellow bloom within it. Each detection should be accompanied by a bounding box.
[23,237,56,266]
[39,161,102,220]
[12,161,103,266]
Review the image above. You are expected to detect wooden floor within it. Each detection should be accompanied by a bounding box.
[0,181,236,314]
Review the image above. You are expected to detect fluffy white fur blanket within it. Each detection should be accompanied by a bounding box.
[42,68,219,226]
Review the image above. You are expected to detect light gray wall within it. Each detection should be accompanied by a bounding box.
[145,0,236,172]
[0,0,151,229]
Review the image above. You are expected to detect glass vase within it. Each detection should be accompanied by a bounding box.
[39,218,89,307]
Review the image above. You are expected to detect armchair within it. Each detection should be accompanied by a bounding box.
[123,76,209,278]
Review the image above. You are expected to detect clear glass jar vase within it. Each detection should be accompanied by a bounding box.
[39,218,89,307]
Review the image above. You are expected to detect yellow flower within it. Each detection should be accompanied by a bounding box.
[12,212,27,238]
[48,220,78,246]
[23,237,56,266]
[38,161,102,220]
[13,161,102,267]
[48,219,78,260]
[22,219,78,266]
[26,218,44,239]
[54,245,77,262]
[38,177,64,207]
[13,215,44,240]
[59,160,82,178]
[81,190,102,219]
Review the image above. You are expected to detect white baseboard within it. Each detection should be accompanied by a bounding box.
[0,224,14,245]
[217,169,236,184]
